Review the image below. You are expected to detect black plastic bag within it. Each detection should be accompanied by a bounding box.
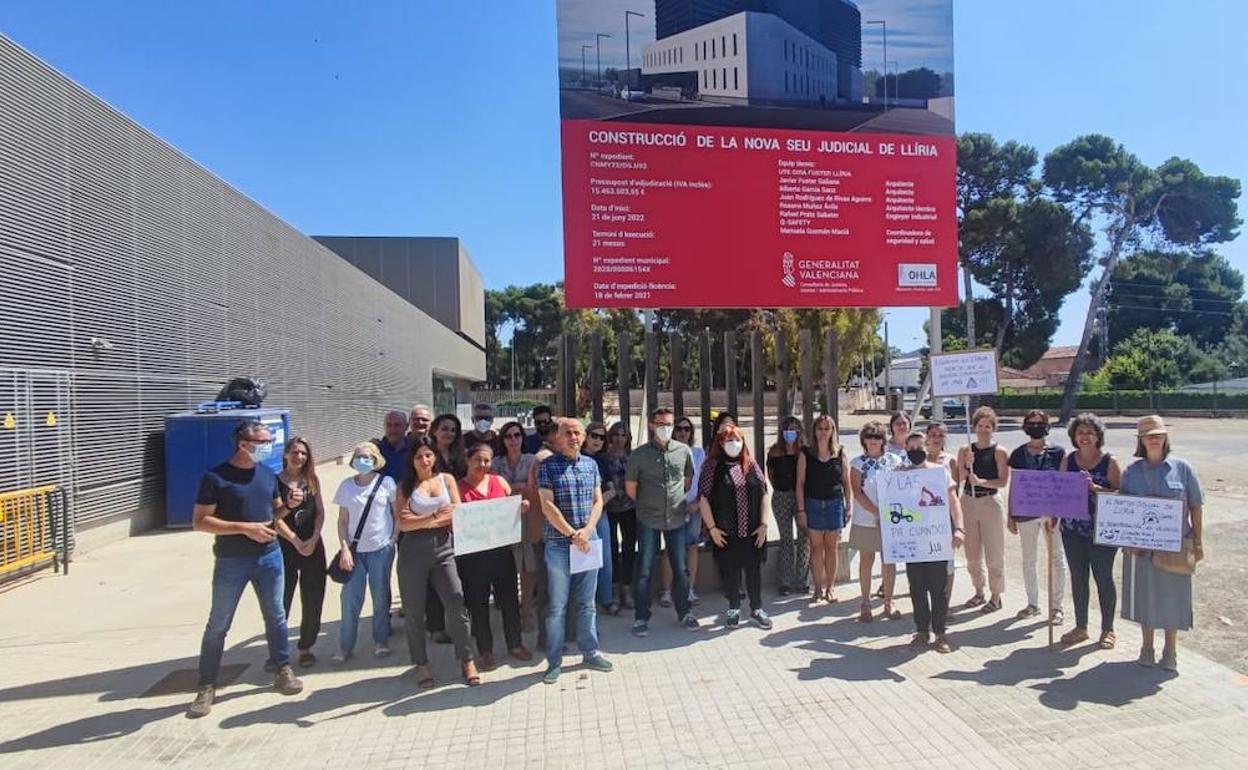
[216,377,267,407]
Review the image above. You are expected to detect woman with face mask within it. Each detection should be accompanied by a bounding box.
[395,436,479,687]
[797,414,853,604]
[698,424,772,629]
[849,421,902,621]
[767,416,809,596]
[331,442,397,664]
[1007,409,1069,624]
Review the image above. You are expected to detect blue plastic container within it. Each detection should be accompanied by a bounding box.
[164,405,291,528]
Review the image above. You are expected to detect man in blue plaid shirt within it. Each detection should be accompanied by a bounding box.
[538,417,614,683]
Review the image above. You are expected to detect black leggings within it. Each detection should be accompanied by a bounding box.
[907,561,949,635]
[608,507,638,585]
[714,537,763,611]
[1062,531,1118,633]
[457,546,522,655]
[280,539,327,651]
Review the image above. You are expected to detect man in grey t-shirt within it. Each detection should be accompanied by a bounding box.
[626,407,697,636]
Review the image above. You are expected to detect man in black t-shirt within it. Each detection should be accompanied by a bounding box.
[187,420,305,718]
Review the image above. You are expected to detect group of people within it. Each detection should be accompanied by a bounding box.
[185,400,1205,717]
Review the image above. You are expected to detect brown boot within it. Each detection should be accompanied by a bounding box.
[274,665,304,696]
[187,685,215,718]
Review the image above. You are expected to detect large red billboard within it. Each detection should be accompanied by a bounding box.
[556,0,957,309]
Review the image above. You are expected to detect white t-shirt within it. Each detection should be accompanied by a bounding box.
[850,452,901,527]
[333,474,397,553]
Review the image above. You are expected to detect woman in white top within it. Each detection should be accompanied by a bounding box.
[332,441,397,663]
[848,421,902,622]
[395,435,478,688]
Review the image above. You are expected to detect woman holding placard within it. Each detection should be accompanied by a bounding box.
[849,421,902,621]
[1007,409,1069,624]
[1119,415,1205,672]
[925,422,960,601]
[458,442,532,671]
[899,432,965,652]
[957,406,1010,614]
[797,415,853,605]
[395,436,478,688]
[1059,413,1122,650]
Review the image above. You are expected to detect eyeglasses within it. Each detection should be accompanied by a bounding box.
[589,432,607,440]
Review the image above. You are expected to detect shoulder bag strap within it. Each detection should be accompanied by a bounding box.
[349,476,384,549]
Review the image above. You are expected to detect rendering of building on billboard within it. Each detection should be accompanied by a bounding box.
[643,0,863,106]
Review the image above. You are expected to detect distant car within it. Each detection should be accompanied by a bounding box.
[920,398,967,419]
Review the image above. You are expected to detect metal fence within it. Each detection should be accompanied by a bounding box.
[0,484,70,581]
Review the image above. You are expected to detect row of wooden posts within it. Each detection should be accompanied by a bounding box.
[554,328,844,461]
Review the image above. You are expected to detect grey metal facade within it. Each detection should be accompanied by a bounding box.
[0,35,485,539]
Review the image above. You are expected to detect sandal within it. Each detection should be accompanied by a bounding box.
[824,591,838,604]
[1051,609,1065,626]
[1016,605,1040,620]
[882,607,902,621]
[981,597,1002,614]
[1059,628,1089,647]
[297,650,316,668]
[964,594,986,609]
[414,664,435,689]
[909,632,930,650]
[857,604,873,623]
[933,635,953,654]
[1099,631,1116,650]
[463,660,481,686]
[874,586,886,599]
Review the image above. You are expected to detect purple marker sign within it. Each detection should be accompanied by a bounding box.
[1008,470,1090,521]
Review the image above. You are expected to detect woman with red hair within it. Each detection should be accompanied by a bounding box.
[697,423,772,629]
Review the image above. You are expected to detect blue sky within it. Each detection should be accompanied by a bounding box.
[1,0,1244,352]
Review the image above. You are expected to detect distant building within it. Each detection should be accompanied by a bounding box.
[999,366,1048,391]
[1022,346,1084,387]
[876,355,921,392]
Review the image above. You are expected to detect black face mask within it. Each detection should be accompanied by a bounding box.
[906,449,928,466]
[1024,424,1049,439]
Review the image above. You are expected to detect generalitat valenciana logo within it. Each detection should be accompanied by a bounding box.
[781,252,797,288]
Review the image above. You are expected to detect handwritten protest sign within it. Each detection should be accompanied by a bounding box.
[878,467,953,565]
[1008,469,1090,520]
[1094,494,1184,552]
[930,349,999,397]
[452,495,523,556]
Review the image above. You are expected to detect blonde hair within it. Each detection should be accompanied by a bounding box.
[352,441,385,471]
[811,414,841,455]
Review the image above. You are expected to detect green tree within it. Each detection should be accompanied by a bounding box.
[1107,249,1246,349]
[1099,328,1213,390]
[1044,135,1242,420]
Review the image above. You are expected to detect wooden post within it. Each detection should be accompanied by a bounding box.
[751,330,766,461]
[590,331,604,424]
[799,329,814,433]
[618,332,632,432]
[776,328,790,420]
[724,331,738,418]
[556,333,567,417]
[824,327,840,419]
[645,330,658,421]
[700,330,713,447]
[670,333,685,417]
[564,334,579,417]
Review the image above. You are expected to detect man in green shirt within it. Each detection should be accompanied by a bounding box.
[626,407,697,636]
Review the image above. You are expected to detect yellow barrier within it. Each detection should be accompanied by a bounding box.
[0,485,69,579]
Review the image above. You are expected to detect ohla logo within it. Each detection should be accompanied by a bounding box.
[898,263,938,287]
[781,252,796,288]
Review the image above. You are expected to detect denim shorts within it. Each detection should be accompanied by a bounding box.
[684,513,705,545]
[806,496,846,532]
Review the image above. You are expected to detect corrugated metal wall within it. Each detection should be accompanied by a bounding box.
[0,36,485,533]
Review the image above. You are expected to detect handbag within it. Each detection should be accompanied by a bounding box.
[1153,536,1197,575]
[328,476,384,584]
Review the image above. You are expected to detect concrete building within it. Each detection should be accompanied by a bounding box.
[649,0,862,103]
[0,35,485,550]
[1023,346,1082,387]
[643,12,839,105]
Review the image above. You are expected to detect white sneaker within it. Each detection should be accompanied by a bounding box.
[374,644,391,658]
[659,590,673,608]
[330,652,350,666]
[688,589,700,606]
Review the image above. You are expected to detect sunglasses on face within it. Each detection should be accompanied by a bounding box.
[675,425,693,432]
[589,432,606,440]
[504,431,524,439]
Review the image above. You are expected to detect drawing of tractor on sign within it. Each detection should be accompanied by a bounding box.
[889,503,923,525]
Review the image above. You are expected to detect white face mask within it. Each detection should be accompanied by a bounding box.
[723,439,743,458]
[654,425,674,443]
[474,419,492,434]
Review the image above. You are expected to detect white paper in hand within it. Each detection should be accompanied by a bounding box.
[570,538,603,574]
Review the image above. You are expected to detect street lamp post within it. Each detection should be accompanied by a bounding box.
[866,20,888,111]
[581,44,592,86]
[625,10,645,90]
[887,60,899,107]
[596,33,612,89]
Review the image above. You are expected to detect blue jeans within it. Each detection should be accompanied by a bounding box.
[595,515,614,605]
[198,546,289,686]
[634,522,690,622]
[545,543,599,669]
[339,544,395,655]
